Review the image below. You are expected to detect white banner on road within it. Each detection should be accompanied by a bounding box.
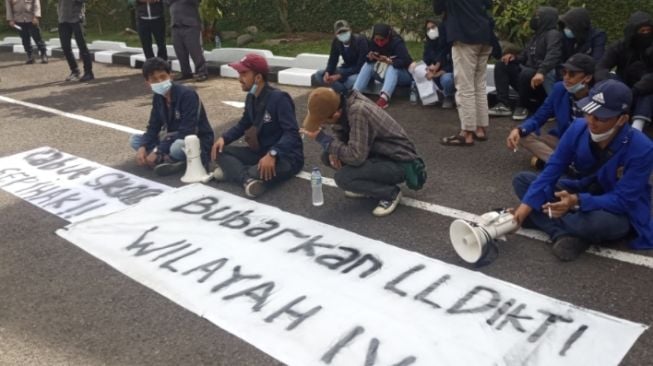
[56,184,647,366]
[0,147,169,222]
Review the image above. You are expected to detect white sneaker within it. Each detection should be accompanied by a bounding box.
[344,191,367,198]
[213,166,225,181]
[244,179,266,198]
[372,190,402,217]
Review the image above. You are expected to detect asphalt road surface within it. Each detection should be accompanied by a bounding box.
[1,52,652,366]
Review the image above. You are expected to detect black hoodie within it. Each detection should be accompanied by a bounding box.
[422,19,453,73]
[559,7,607,62]
[366,24,413,69]
[597,11,653,95]
[518,6,563,75]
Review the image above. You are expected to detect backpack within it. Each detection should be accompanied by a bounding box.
[402,157,427,190]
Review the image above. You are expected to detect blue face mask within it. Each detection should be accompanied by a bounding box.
[564,27,575,39]
[150,79,172,96]
[565,81,585,94]
[337,31,351,43]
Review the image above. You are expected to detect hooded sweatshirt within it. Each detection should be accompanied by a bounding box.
[597,11,653,95]
[367,24,413,69]
[518,6,563,75]
[422,19,453,73]
[559,7,607,62]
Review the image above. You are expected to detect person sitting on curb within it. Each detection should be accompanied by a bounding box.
[130,57,214,176]
[488,6,563,121]
[301,87,424,217]
[313,19,368,95]
[512,79,653,262]
[596,11,653,131]
[211,54,304,199]
[506,53,595,169]
[410,17,455,109]
[353,23,413,110]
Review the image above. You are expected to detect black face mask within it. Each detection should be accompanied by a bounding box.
[634,32,653,50]
[529,16,539,31]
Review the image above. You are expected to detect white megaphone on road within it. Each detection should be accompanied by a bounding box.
[449,210,519,264]
[181,135,213,184]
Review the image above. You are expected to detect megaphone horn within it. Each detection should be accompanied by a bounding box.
[449,211,519,265]
[181,135,213,184]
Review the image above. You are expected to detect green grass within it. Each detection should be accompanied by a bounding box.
[1,28,425,59]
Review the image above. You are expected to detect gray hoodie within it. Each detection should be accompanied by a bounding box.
[57,0,84,24]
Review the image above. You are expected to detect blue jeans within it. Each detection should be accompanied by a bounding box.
[313,67,358,95]
[513,172,631,243]
[633,93,653,123]
[353,62,413,99]
[437,72,455,97]
[130,134,186,162]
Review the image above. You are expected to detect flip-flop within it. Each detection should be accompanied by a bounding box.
[440,134,474,146]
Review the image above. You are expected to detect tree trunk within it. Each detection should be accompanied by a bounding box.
[276,0,291,33]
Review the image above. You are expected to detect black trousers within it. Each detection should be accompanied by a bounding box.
[494,62,546,112]
[16,22,46,57]
[58,22,92,74]
[171,25,207,77]
[217,146,296,186]
[137,17,168,60]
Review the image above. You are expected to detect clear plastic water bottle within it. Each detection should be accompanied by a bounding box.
[214,34,222,49]
[410,81,418,105]
[311,167,324,206]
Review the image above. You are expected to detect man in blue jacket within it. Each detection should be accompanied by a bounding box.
[313,20,368,95]
[352,23,413,109]
[506,53,595,168]
[211,54,304,198]
[512,79,653,261]
[130,57,215,176]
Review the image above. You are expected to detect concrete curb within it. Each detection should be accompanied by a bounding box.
[0,37,497,93]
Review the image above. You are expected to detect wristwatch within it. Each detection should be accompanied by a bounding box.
[269,149,278,157]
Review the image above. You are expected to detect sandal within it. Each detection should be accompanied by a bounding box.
[473,128,488,141]
[440,134,474,146]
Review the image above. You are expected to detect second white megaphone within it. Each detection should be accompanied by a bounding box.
[181,135,213,183]
[449,210,519,264]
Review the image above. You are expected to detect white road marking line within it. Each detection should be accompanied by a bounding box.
[2,94,652,269]
[222,101,246,109]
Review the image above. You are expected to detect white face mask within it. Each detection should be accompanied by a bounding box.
[150,79,172,96]
[565,81,585,94]
[427,28,439,40]
[337,31,351,43]
[590,126,617,142]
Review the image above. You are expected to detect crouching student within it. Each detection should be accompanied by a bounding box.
[211,54,304,198]
[301,87,425,217]
[512,80,653,262]
[130,57,215,176]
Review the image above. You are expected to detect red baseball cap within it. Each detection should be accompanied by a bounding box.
[229,53,269,75]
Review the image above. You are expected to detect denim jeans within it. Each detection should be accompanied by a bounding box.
[217,146,295,186]
[513,171,631,243]
[353,62,412,99]
[437,72,455,97]
[130,134,186,162]
[313,67,358,94]
[322,152,405,201]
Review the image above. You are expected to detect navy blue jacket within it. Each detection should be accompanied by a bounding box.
[222,84,304,172]
[140,83,214,165]
[433,0,493,46]
[423,24,453,73]
[523,120,653,248]
[367,34,413,69]
[326,34,369,80]
[518,82,579,138]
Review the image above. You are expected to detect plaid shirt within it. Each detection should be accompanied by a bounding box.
[316,91,418,165]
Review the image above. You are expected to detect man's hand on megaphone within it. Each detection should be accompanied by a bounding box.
[211,137,225,161]
[543,191,578,218]
[511,204,532,229]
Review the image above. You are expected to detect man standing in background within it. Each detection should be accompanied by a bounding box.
[57,0,93,82]
[5,0,48,64]
[166,0,208,82]
[134,0,168,60]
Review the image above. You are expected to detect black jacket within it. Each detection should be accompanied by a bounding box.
[325,34,368,80]
[559,7,607,62]
[423,23,453,73]
[433,0,493,45]
[518,6,563,75]
[135,0,165,19]
[597,11,653,95]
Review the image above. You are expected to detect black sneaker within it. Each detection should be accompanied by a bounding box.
[154,161,186,176]
[512,107,529,121]
[195,74,208,82]
[40,50,48,64]
[372,190,402,217]
[25,56,35,65]
[65,71,80,81]
[488,103,512,117]
[243,178,266,198]
[174,73,194,81]
[552,236,590,262]
[79,72,95,82]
